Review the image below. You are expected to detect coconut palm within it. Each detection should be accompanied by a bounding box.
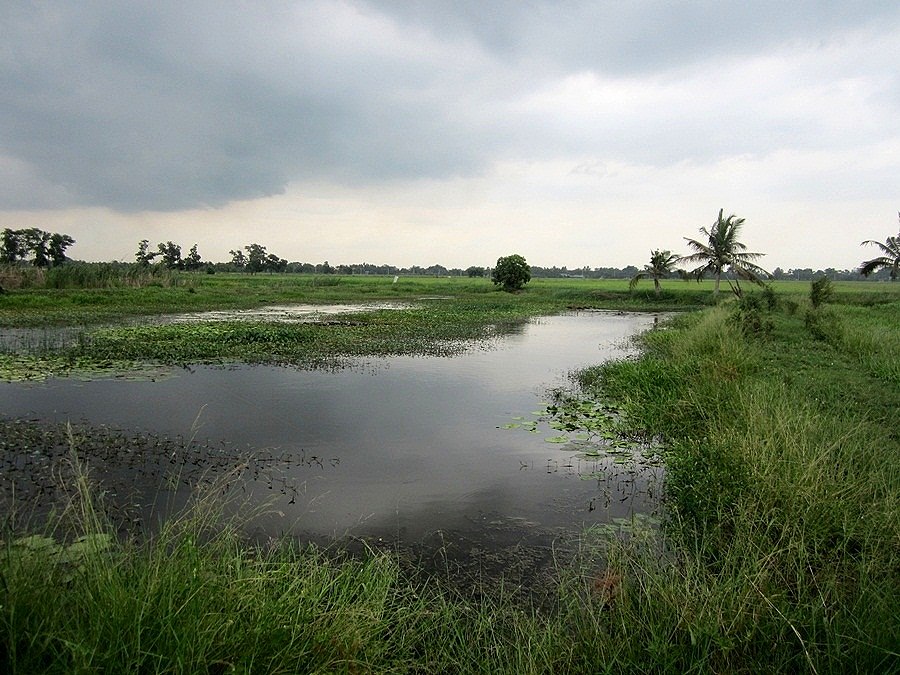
[859,213,900,281]
[629,249,680,296]
[681,209,769,297]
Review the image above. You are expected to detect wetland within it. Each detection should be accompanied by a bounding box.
[2,273,898,672]
[1,309,664,585]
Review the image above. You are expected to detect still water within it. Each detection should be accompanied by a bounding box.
[1,311,663,557]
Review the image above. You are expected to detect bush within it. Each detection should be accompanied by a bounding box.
[491,254,531,292]
[810,276,833,308]
[804,307,841,342]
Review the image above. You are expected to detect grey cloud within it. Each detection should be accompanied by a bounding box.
[0,1,498,210]
[368,0,900,74]
[1,1,898,212]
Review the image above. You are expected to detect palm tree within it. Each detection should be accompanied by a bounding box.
[859,213,900,281]
[629,249,680,296]
[681,209,769,297]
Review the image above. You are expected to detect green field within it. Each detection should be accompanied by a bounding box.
[2,273,899,672]
[2,271,896,326]
[2,272,897,381]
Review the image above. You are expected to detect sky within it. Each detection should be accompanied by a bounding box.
[1,1,898,271]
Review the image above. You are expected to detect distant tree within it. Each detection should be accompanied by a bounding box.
[157,241,183,269]
[265,253,288,273]
[681,209,769,298]
[629,249,680,296]
[244,244,268,274]
[48,233,75,266]
[859,213,900,281]
[183,243,203,271]
[810,276,834,308]
[229,249,247,269]
[466,266,485,278]
[21,228,51,267]
[2,228,75,267]
[425,264,449,276]
[319,260,334,274]
[491,254,531,292]
[1,229,25,264]
[135,239,158,266]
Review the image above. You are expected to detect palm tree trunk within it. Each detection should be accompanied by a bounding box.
[714,274,721,297]
[653,278,660,296]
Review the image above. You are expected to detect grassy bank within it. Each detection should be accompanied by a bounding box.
[577,294,900,671]
[1,455,543,674]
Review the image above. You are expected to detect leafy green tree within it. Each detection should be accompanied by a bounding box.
[859,213,900,281]
[681,209,769,297]
[183,244,203,271]
[466,266,485,278]
[491,254,531,292]
[21,228,51,267]
[2,228,75,267]
[229,249,247,269]
[1,229,25,263]
[135,239,158,266]
[244,244,268,274]
[265,253,288,273]
[628,249,680,296]
[157,241,183,269]
[48,233,75,266]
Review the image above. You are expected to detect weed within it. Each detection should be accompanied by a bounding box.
[810,275,834,308]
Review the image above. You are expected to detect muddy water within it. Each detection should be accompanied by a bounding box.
[1,311,663,581]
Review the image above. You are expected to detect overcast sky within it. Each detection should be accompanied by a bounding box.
[2,1,898,270]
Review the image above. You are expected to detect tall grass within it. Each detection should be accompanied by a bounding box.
[1,262,184,290]
[582,298,900,671]
[0,446,557,673]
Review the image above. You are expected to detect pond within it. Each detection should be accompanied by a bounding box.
[1,311,663,584]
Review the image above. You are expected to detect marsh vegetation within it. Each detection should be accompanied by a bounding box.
[1,273,898,672]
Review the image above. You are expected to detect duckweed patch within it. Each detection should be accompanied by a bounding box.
[1,301,543,378]
[0,353,173,382]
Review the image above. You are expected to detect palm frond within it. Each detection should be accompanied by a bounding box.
[859,256,894,277]
[859,229,900,278]
[860,239,896,257]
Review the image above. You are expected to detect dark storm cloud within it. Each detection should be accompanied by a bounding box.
[1,0,500,210]
[1,1,898,212]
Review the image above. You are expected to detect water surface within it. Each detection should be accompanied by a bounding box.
[1,311,663,565]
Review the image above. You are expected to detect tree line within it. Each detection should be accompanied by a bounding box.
[3,214,895,286]
[627,209,899,297]
[1,228,75,267]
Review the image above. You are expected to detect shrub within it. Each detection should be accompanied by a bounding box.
[804,307,841,341]
[810,276,833,308]
[491,254,531,292]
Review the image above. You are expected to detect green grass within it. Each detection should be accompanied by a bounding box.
[3,269,896,328]
[0,453,519,673]
[0,271,732,327]
[580,296,900,671]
